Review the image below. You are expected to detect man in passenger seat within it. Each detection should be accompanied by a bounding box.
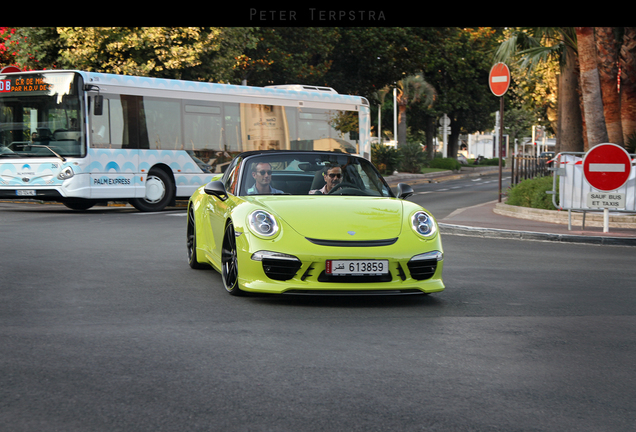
[247,162,285,194]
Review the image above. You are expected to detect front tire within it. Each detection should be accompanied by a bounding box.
[63,199,96,210]
[187,207,207,269]
[221,221,243,296]
[130,169,174,212]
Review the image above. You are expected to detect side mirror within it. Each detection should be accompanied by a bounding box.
[203,180,229,201]
[396,183,414,199]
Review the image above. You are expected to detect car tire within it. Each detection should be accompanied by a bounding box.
[221,221,243,296]
[63,199,96,210]
[187,207,207,269]
[130,168,174,212]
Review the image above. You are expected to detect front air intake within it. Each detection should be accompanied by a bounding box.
[262,258,302,281]
[407,251,442,280]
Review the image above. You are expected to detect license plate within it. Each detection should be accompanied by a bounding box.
[326,259,389,276]
[16,189,36,196]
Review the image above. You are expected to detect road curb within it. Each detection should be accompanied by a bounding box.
[439,223,636,247]
[493,202,636,229]
[386,166,503,187]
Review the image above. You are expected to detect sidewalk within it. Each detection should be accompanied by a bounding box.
[385,167,636,247]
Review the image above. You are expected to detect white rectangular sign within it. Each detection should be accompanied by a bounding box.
[587,192,626,209]
[588,163,626,172]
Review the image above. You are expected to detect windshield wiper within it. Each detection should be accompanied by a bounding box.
[28,144,67,162]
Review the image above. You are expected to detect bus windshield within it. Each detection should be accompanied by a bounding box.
[0,71,85,159]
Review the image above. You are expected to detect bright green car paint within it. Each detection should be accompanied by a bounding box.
[244,196,405,240]
[187,151,444,295]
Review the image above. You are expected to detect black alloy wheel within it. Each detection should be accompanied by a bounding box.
[221,221,242,295]
[187,207,206,269]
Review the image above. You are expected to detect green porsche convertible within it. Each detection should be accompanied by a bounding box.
[186,150,444,296]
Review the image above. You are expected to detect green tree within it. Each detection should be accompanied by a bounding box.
[0,27,16,67]
[495,27,584,153]
[236,27,338,86]
[502,106,535,155]
[394,73,436,147]
[323,27,429,95]
[495,27,636,152]
[421,28,503,159]
[4,27,60,70]
[7,27,257,83]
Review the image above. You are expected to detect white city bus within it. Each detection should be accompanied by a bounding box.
[0,69,370,211]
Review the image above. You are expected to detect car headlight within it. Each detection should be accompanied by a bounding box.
[411,211,437,237]
[57,166,74,180]
[248,210,279,237]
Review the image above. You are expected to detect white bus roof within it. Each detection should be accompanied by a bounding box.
[65,70,365,105]
[265,84,338,93]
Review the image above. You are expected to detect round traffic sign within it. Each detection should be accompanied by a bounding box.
[583,143,632,191]
[1,66,21,74]
[489,63,510,97]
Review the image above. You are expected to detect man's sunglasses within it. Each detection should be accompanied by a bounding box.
[257,170,272,176]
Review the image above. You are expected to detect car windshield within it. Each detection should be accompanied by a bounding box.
[238,153,393,197]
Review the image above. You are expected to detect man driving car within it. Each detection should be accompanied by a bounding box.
[309,164,342,194]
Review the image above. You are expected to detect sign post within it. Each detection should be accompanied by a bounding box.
[582,143,633,232]
[489,63,510,202]
[438,114,451,158]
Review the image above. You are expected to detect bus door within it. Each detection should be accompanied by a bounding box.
[89,94,140,199]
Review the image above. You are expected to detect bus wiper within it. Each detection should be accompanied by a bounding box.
[28,145,67,162]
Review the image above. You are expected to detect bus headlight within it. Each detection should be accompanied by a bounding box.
[57,166,74,180]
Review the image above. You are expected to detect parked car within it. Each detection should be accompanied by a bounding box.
[186,150,445,296]
[457,154,468,165]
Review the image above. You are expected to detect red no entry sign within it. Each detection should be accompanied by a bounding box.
[583,143,633,191]
[489,63,510,97]
[0,66,21,74]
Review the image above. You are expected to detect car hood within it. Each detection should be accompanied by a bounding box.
[246,196,405,240]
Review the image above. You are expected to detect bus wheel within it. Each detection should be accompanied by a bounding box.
[130,169,174,212]
[63,199,96,210]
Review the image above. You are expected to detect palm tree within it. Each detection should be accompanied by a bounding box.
[394,73,436,147]
[497,27,636,152]
[595,27,622,146]
[576,27,609,148]
[494,27,584,153]
[620,27,636,145]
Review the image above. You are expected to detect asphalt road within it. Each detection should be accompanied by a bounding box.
[407,171,510,219]
[1,186,635,431]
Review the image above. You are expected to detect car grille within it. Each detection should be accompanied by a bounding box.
[262,258,302,281]
[305,237,398,247]
[283,289,425,296]
[407,258,438,280]
[317,271,392,283]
